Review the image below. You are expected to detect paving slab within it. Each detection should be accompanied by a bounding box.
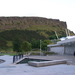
[0,55,75,75]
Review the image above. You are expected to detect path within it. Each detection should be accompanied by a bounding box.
[0,55,75,75]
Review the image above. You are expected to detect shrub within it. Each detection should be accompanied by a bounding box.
[30,52,40,55]
[43,52,57,56]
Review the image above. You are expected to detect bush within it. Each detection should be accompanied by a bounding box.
[0,37,7,49]
[43,52,57,56]
[30,52,57,56]
[21,41,31,53]
[30,52,40,55]
[12,38,22,53]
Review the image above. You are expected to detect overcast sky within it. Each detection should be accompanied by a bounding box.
[0,0,75,33]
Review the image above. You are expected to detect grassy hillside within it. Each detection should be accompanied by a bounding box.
[0,17,74,49]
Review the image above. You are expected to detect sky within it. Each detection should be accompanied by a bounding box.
[0,0,75,33]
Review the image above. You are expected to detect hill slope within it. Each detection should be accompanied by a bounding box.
[0,17,74,48]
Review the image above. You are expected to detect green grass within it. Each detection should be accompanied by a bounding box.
[0,48,16,56]
[0,50,57,56]
[0,53,16,56]
[27,25,53,31]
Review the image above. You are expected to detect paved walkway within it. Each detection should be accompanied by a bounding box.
[0,55,75,75]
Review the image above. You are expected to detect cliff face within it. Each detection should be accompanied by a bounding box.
[0,17,67,31]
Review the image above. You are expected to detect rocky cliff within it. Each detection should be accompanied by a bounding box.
[0,17,67,31]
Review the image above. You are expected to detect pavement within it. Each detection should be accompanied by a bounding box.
[0,55,75,75]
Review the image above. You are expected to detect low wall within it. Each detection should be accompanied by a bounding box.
[28,59,72,67]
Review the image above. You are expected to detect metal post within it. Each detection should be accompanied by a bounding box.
[40,40,41,56]
[65,29,68,36]
[55,31,59,40]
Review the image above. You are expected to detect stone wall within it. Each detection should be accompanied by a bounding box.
[49,46,64,55]
[64,43,75,55]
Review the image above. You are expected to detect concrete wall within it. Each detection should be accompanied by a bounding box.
[48,41,75,55]
[50,46,64,55]
[64,43,75,55]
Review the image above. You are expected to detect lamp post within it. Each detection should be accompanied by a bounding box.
[40,40,41,56]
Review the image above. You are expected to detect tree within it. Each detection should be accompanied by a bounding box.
[43,40,52,44]
[34,39,40,48]
[31,38,36,48]
[0,37,7,49]
[41,40,52,50]
[58,35,66,38]
[31,38,40,49]
[12,38,22,53]
[49,35,57,40]
[41,42,47,50]
[21,41,31,54]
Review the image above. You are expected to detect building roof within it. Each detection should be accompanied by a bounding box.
[47,37,75,47]
[47,44,60,47]
[60,36,75,41]
[57,37,75,44]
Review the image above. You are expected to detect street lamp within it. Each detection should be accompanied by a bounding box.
[40,40,41,56]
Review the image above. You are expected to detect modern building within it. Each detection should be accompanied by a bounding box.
[47,37,75,55]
